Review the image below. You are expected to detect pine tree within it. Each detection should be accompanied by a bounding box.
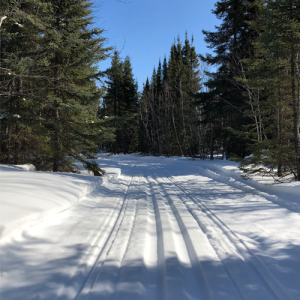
[103,51,124,118]
[0,0,52,165]
[198,0,260,159]
[101,54,138,154]
[1,0,113,175]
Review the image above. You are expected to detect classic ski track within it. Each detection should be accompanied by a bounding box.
[110,175,140,300]
[154,173,254,300]
[142,174,159,300]
[112,174,158,300]
[55,175,131,298]
[166,173,293,300]
[145,173,169,300]
[151,171,243,300]
[171,160,288,212]
[147,172,212,300]
[75,174,137,300]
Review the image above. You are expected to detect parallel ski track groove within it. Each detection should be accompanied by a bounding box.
[56,204,118,298]
[166,174,293,300]
[156,173,246,300]
[153,171,222,300]
[75,175,136,300]
[145,173,167,300]
[149,171,213,300]
[141,174,160,300]
[112,175,141,299]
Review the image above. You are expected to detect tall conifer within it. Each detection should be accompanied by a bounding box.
[1,0,112,175]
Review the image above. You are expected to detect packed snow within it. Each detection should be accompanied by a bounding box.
[1,154,300,300]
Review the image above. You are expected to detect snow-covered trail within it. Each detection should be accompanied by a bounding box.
[1,155,300,300]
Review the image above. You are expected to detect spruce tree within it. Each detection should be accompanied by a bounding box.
[122,56,138,153]
[198,0,259,158]
[0,0,52,165]
[1,0,113,175]
[104,51,124,118]
[41,0,112,173]
[102,54,138,154]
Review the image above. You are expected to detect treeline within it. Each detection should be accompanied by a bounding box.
[101,35,205,158]
[0,0,114,174]
[138,35,201,157]
[2,0,300,181]
[107,0,300,182]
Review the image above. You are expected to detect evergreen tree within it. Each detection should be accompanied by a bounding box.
[101,53,138,154]
[162,56,168,85]
[41,0,112,173]
[0,0,52,165]
[198,0,260,159]
[138,77,152,154]
[156,60,162,94]
[103,51,124,118]
[1,0,113,175]
[122,56,138,153]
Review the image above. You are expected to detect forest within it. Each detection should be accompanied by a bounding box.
[1,0,300,181]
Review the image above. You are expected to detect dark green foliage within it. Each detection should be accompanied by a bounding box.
[0,0,113,175]
[197,0,260,159]
[138,34,202,157]
[237,0,300,181]
[198,0,300,181]
[101,52,138,154]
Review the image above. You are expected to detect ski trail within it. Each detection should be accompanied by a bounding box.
[112,174,158,300]
[2,155,299,300]
[147,172,208,300]
[0,174,133,300]
[76,175,140,300]
[56,175,132,298]
[152,171,241,300]
[142,174,159,300]
[167,173,294,300]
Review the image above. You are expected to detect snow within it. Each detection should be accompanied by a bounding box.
[1,155,300,300]
[14,163,36,171]
[0,164,103,239]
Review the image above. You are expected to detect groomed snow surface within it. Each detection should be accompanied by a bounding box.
[1,154,300,300]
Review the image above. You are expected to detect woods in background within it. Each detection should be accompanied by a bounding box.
[1,0,300,181]
[138,34,201,157]
[137,0,300,181]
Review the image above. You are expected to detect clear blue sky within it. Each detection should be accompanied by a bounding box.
[92,0,221,90]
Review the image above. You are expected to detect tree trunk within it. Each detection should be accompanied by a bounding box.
[210,122,214,160]
[179,78,187,155]
[290,24,300,180]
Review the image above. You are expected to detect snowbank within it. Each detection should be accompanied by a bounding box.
[0,165,103,240]
[193,159,300,196]
[162,156,300,213]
